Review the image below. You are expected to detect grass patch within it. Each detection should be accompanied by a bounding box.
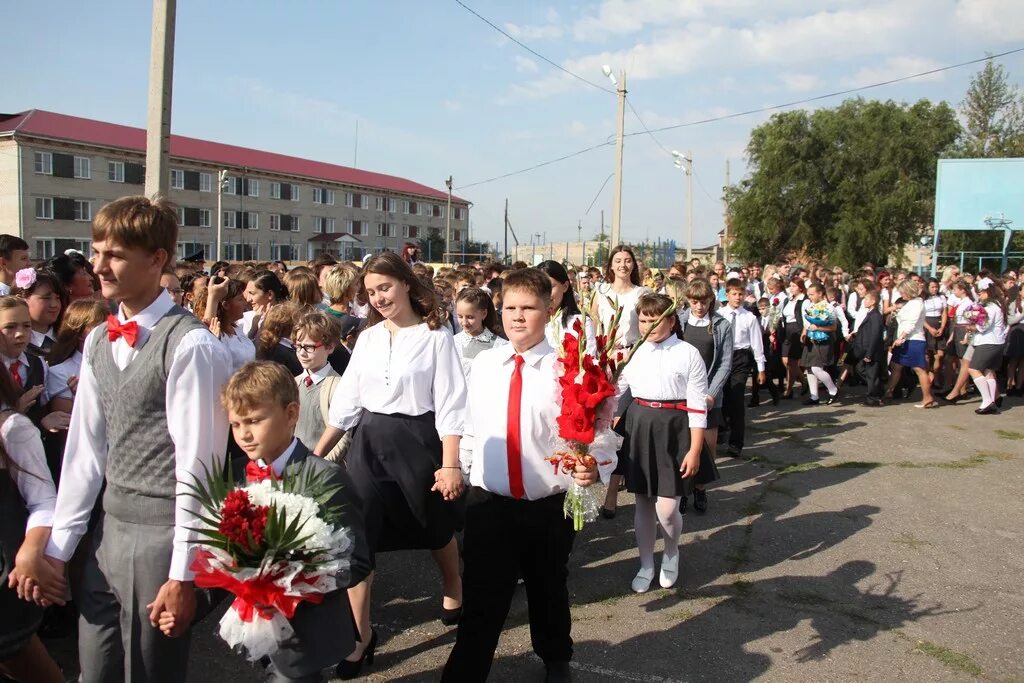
[777,462,822,475]
[732,578,753,595]
[667,608,695,621]
[892,532,932,550]
[912,640,983,677]
[894,450,1015,470]
[996,429,1024,441]
[595,593,624,607]
[831,460,884,469]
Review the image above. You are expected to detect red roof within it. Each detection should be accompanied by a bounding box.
[0,109,468,205]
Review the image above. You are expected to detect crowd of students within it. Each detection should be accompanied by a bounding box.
[0,195,1019,683]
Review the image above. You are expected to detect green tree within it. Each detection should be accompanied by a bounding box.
[727,98,960,268]
[957,59,1024,158]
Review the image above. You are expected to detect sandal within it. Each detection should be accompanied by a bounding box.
[914,401,939,409]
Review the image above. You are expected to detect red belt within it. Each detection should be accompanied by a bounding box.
[634,398,706,414]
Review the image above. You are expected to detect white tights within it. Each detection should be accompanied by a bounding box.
[806,367,837,399]
[634,494,683,571]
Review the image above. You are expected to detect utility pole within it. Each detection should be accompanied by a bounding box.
[445,176,453,264]
[215,169,227,261]
[610,70,627,248]
[723,159,731,265]
[144,0,176,198]
[504,198,509,265]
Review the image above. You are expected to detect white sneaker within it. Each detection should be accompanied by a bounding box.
[659,552,679,588]
[631,567,655,593]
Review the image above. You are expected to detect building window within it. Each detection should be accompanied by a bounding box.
[35,238,90,261]
[374,196,383,211]
[270,214,281,231]
[74,156,91,179]
[35,197,54,220]
[271,182,281,199]
[200,172,212,192]
[248,180,259,198]
[351,220,365,236]
[170,169,184,189]
[223,211,236,229]
[108,161,125,182]
[290,184,300,201]
[247,211,259,230]
[376,223,397,237]
[314,216,334,234]
[326,190,335,206]
[407,225,419,239]
[344,192,353,208]
[34,152,52,175]
[224,177,236,195]
[291,216,300,231]
[74,200,91,222]
[199,209,211,228]
[401,200,409,214]
[313,188,323,204]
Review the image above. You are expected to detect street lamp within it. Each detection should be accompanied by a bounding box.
[672,150,693,260]
[215,169,228,261]
[603,64,626,249]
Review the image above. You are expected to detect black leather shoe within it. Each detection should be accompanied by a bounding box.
[975,405,999,415]
[679,495,687,515]
[826,392,839,405]
[600,506,617,520]
[995,396,1004,408]
[725,446,742,458]
[441,604,462,626]
[336,629,377,680]
[693,488,708,514]
[802,397,820,406]
[545,661,572,682]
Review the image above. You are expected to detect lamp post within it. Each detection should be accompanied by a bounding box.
[215,169,227,261]
[672,150,693,260]
[444,176,453,264]
[602,65,626,249]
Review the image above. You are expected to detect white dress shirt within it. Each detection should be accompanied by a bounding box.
[721,306,766,372]
[595,284,649,346]
[923,295,947,318]
[828,302,851,337]
[782,295,805,324]
[617,336,709,429]
[2,413,56,530]
[328,321,466,438]
[30,327,56,350]
[852,306,869,333]
[545,313,596,354]
[973,303,1007,346]
[259,438,299,475]
[0,282,9,296]
[46,350,82,401]
[460,339,617,499]
[219,331,256,373]
[895,298,926,341]
[45,289,232,581]
[301,363,335,386]
[3,352,48,403]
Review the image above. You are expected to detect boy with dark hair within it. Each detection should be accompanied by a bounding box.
[721,279,765,457]
[0,234,31,295]
[22,196,233,682]
[851,290,886,406]
[443,268,613,682]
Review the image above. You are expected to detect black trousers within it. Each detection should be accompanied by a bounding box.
[442,488,576,682]
[857,357,884,398]
[723,349,754,450]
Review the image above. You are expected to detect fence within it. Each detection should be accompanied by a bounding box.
[932,251,1024,274]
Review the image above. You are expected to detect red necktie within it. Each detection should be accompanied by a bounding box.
[506,354,525,499]
[8,360,22,389]
[107,315,139,348]
[245,461,278,483]
[304,376,313,387]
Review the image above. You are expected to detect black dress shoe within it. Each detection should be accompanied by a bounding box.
[336,629,378,680]
[995,396,1004,408]
[545,660,572,683]
[975,405,1000,415]
[693,488,708,513]
[679,495,687,515]
[441,604,462,626]
[725,446,742,458]
[600,506,617,519]
[802,397,820,406]
[826,392,839,405]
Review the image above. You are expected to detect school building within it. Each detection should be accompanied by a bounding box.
[0,109,470,262]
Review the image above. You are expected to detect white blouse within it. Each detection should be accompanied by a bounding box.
[782,295,805,324]
[545,313,597,354]
[220,332,256,373]
[973,303,1007,346]
[46,351,82,401]
[895,298,926,342]
[328,321,467,438]
[923,295,947,318]
[454,328,508,378]
[1,412,57,530]
[595,284,649,346]
[617,335,709,429]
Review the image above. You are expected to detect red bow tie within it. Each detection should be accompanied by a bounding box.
[107,315,140,348]
[245,461,279,483]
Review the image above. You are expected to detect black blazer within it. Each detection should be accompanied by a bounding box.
[851,308,884,361]
[226,440,371,677]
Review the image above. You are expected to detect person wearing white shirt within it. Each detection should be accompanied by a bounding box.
[14,198,232,683]
[453,287,508,378]
[886,280,936,409]
[780,279,807,397]
[443,268,608,682]
[967,278,1008,414]
[616,293,708,595]
[590,247,649,347]
[720,281,766,456]
[922,279,948,384]
[0,406,65,683]
[317,252,467,671]
[197,277,256,374]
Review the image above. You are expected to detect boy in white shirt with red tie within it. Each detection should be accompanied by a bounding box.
[442,268,615,683]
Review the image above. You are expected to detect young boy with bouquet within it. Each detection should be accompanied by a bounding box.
[442,268,615,682]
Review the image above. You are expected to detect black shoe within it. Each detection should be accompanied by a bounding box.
[748,397,760,407]
[771,392,780,406]
[995,396,1004,408]
[826,392,839,405]
[600,506,617,520]
[335,629,378,680]
[545,661,572,683]
[679,495,687,515]
[726,446,742,458]
[800,385,809,396]
[782,391,794,400]
[441,604,462,626]
[864,398,881,407]
[801,397,820,406]
[693,489,708,514]
[975,405,1000,415]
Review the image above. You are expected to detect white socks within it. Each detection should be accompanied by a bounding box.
[811,367,838,395]
[974,376,993,408]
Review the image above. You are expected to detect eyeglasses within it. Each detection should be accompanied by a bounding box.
[295,342,324,354]
[167,288,184,295]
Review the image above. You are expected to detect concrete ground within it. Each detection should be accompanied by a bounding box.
[46,387,1024,681]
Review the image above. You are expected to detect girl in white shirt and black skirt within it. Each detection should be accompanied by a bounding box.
[968,278,1008,415]
[780,278,807,398]
[618,294,713,593]
[317,253,468,678]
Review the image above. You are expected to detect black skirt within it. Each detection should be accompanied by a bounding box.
[619,402,718,497]
[971,344,1004,373]
[952,325,972,358]
[1006,324,1024,358]
[925,316,946,352]
[345,410,457,562]
[801,337,835,368]
[781,322,803,359]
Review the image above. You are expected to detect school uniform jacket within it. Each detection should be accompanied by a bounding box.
[850,308,885,362]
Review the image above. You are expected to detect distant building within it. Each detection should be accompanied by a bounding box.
[0,109,470,262]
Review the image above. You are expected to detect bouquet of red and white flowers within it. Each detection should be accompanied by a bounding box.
[550,296,676,529]
[185,460,353,661]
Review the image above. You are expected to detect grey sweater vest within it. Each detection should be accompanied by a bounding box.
[294,371,337,450]
[92,306,206,525]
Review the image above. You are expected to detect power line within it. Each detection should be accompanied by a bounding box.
[626,98,673,157]
[629,46,1024,136]
[454,141,612,190]
[453,0,614,95]
[584,173,615,216]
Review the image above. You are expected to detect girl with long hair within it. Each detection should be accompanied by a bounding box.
[537,260,596,352]
[46,299,108,415]
[779,277,807,398]
[1005,281,1024,396]
[241,270,288,339]
[284,268,321,309]
[968,277,1008,414]
[315,252,467,678]
[195,278,255,373]
[922,278,948,390]
[453,287,507,377]
[591,246,649,347]
[255,301,303,376]
[12,270,66,359]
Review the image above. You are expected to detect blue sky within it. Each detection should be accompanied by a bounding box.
[5,1,1024,253]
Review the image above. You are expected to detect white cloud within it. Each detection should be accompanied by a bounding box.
[841,56,946,88]
[443,99,463,112]
[567,120,589,137]
[779,72,823,92]
[514,55,539,73]
[955,0,1024,42]
[503,21,563,41]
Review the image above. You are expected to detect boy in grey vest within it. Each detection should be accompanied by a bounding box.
[23,197,232,683]
[292,311,349,463]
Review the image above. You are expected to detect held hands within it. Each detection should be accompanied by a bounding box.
[146,579,196,639]
[10,545,66,606]
[16,385,44,414]
[432,467,465,501]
